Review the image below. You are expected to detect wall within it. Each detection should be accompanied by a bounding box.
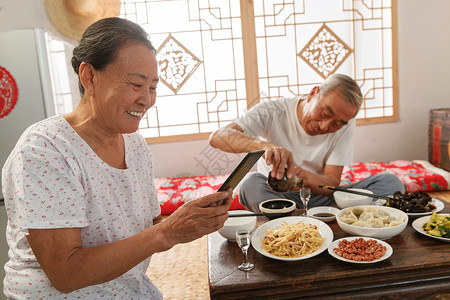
[351,0,450,163]
[0,0,449,179]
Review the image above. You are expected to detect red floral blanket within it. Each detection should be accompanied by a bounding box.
[155,160,450,215]
[155,174,244,215]
[340,160,449,192]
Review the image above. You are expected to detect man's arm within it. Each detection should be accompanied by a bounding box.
[209,123,295,180]
[209,123,267,153]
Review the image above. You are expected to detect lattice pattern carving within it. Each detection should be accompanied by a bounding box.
[299,24,352,79]
[119,0,396,142]
[156,34,202,94]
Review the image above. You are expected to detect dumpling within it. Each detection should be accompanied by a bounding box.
[374,209,389,218]
[338,210,358,224]
[379,215,391,225]
[359,210,375,222]
[365,207,378,214]
[352,220,370,228]
[388,217,405,227]
[350,207,365,217]
[367,218,385,228]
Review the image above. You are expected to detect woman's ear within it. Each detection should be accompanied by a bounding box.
[79,62,95,96]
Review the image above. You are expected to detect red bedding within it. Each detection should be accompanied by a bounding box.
[155,174,244,215]
[155,160,450,215]
[340,160,449,192]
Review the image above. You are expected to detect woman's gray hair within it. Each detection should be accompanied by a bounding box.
[71,17,155,96]
[319,73,363,111]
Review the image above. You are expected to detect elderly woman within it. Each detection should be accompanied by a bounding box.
[2,17,232,299]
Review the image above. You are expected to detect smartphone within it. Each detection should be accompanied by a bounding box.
[215,149,265,204]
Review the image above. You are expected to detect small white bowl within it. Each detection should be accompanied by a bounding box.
[336,205,408,240]
[259,199,296,219]
[218,210,257,242]
[307,206,340,223]
[333,188,373,209]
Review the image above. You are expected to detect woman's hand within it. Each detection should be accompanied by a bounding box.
[153,214,164,225]
[158,189,233,246]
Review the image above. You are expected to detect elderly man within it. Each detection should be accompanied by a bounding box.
[209,73,404,213]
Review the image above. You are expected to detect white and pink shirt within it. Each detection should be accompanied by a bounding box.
[2,116,162,299]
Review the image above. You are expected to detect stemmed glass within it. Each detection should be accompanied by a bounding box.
[300,187,311,216]
[235,230,254,271]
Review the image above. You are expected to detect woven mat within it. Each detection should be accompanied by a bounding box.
[146,191,450,299]
[147,235,209,300]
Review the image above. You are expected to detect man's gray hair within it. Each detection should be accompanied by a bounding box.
[319,74,363,111]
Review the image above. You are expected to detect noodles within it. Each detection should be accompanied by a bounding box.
[261,221,325,258]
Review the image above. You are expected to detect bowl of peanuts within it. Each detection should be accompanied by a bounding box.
[328,236,393,263]
[336,205,408,240]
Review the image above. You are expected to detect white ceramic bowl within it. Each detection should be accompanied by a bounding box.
[307,206,340,223]
[259,199,296,219]
[218,210,257,242]
[333,188,373,209]
[336,205,408,240]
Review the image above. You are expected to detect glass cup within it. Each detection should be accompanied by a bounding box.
[236,230,254,271]
[300,187,311,216]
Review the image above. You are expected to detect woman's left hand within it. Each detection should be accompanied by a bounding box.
[158,189,232,245]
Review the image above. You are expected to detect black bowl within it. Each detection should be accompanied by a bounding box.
[259,199,296,219]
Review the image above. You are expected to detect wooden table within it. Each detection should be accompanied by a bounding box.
[208,202,450,299]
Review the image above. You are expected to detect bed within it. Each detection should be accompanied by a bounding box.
[155,159,450,215]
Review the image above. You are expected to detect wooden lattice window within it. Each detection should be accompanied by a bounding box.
[120,0,398,144]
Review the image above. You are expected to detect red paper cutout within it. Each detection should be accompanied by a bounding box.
[432,125,441,167]
[0,65,18,118]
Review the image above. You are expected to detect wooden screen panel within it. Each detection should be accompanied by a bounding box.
[121,0,249,143]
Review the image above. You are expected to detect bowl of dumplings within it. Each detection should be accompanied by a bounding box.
[336,205,408,240]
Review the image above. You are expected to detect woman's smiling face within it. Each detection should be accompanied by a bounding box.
[300,87,358,136]
[90,42,159,134]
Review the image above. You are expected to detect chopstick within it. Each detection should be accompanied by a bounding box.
[228,213,283,218]
[318,185,396,201]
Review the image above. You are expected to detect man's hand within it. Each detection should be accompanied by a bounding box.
[209,123,297,180]
[293,164,343,195]
[264,146,295,180]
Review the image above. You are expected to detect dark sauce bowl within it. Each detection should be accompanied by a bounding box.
[259,199,296,220]
[306,206,340,223]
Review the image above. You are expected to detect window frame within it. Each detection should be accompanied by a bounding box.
[135,0,398,145]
